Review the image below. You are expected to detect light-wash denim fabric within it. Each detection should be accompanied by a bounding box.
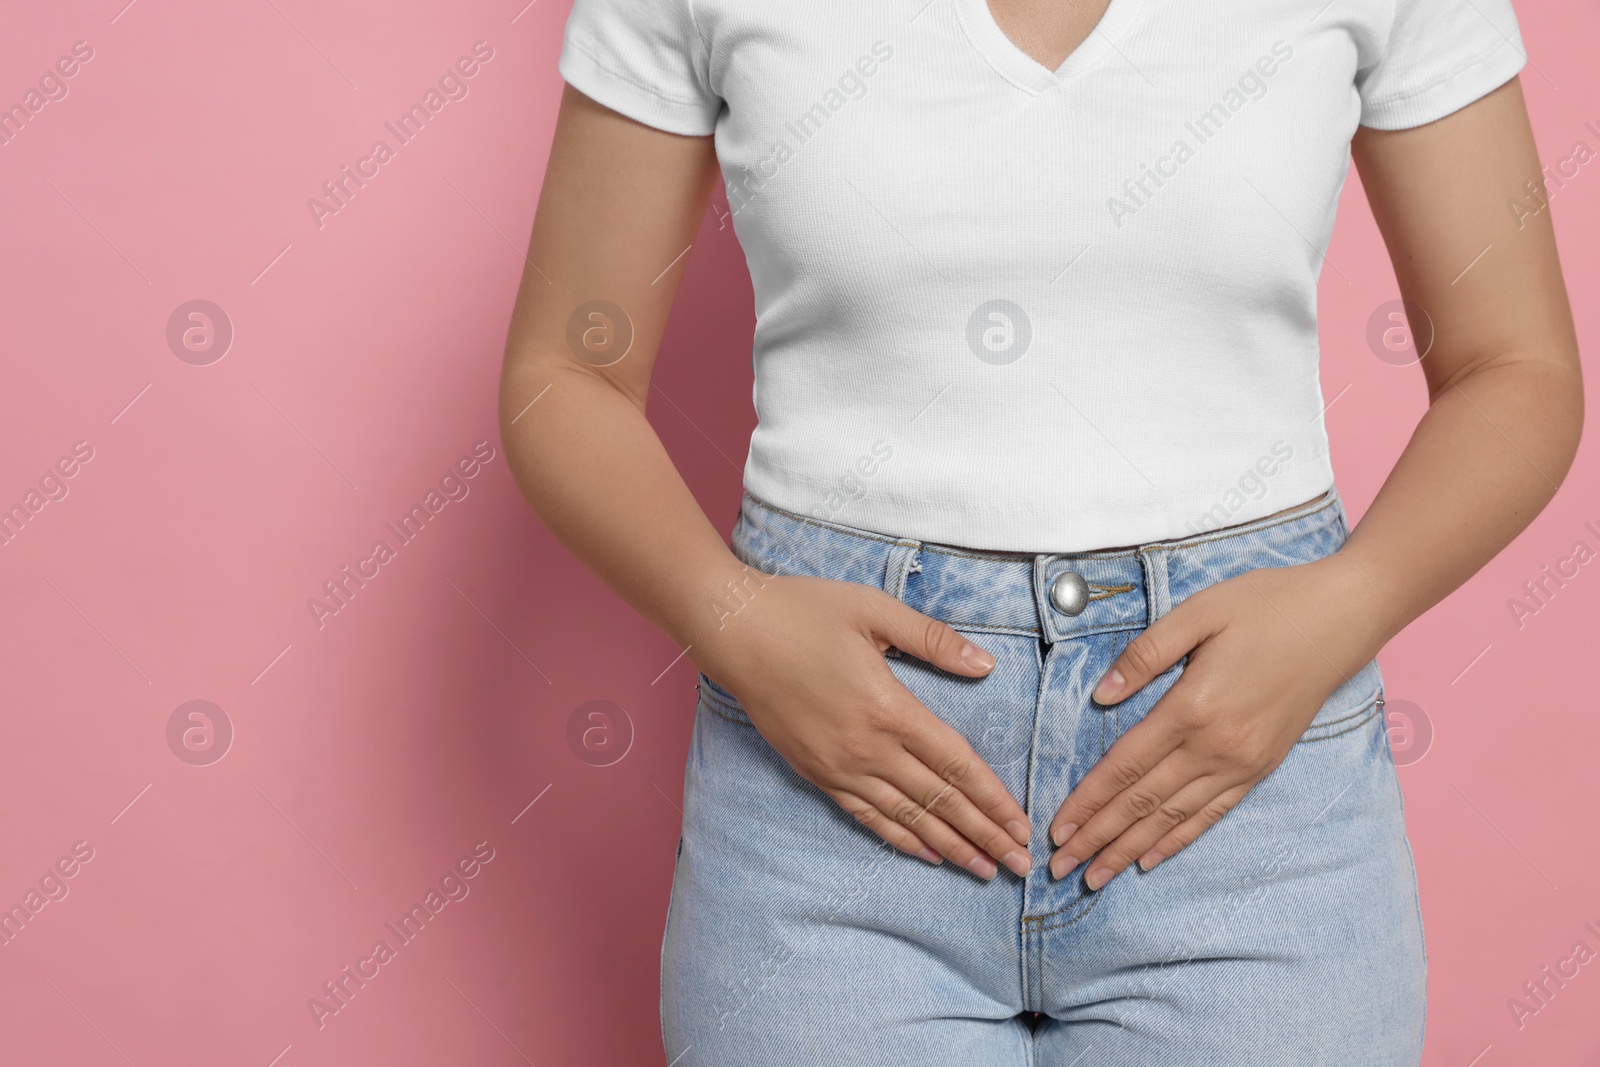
[662,488,1426,1066]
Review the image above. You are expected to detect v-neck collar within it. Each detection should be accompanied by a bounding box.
[953,0,1147,95]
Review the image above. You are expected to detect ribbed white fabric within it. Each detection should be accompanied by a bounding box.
[559,0,1525,552]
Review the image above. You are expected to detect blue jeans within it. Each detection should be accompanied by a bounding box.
[662,488,1426,1065]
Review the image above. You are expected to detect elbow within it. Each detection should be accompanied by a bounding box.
[1428,345,1585,489]
[1534,353,1585,490]
[497,359,549,441]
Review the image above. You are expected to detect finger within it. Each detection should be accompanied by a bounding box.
[1049,753,1197,880]
[1132,783,1253,873]
[1048,711,1185,850]
[825,787,946,866]
[1076,776,1230,890]
[897,710,1032,850]
[893,759,1033,876]
[857,587,997,678]
[1090,597,1223,705]
[853,777,1004,880]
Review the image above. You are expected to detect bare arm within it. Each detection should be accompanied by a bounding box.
[1049,76,1583,886]
[498,86,736,649]
[1337,75,1582,639]
[500,86,1034,878]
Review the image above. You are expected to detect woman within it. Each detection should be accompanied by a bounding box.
[500,0,1582,1061]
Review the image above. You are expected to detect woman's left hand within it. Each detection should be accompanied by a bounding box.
[1048,554,1383,888]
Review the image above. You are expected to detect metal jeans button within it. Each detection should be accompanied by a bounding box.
[1050,570,1090,616]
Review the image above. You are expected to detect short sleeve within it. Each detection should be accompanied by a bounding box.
[558,0,722,136]
[1356,0,1526,130]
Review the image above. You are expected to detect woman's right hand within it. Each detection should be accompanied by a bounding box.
[694,573,1033,879]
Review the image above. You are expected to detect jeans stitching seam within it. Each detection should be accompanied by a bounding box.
[1036,927,1045,1014]
[1024,886,1106,930]
[1019,923,1030,1011]
[948,622,1044,637]
[1292,687,1382,739]
[1302,692,1381,731]
[923,544,1038,561]
[1295,697,1383,743]
[1048,621,1148,641]
[1029,892,1107,933]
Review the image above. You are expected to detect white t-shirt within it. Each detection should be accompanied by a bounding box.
[558,0,1525,552]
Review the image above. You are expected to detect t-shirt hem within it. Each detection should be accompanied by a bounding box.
[557,35,719,137]
[1359,36,1526,131]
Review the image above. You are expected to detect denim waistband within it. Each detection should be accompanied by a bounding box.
[729,488,1349,642]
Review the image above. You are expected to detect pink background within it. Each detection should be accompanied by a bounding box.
[0,1,1595,1063]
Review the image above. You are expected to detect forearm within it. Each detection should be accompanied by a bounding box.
[1327,355,1583,658]
[498,358,751,659]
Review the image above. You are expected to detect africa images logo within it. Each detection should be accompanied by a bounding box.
[306,41,495,229]
[306,441,497,629]
[1107,40,1294,227]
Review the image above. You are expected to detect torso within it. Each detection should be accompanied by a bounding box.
[672,2,1393,551]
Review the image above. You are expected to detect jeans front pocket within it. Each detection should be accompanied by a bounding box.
[697,671,757,728]
[1296,657,1385,744]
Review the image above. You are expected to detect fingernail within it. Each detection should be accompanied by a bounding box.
[1006,820,1032,846]
[966,855,998,880]
[1003,850,1032,877]
[1050,853,1079,880]
[1092,668,1125,704]
[1085,866,1113,891]
[1051,822,1077,848]
[917,846,943,865]
[961,643,996,672]
[1137,851,1165,872]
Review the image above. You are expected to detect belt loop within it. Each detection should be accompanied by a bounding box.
[883,539,923,603]
[1137,546,1171,625]
[881,540,924,659]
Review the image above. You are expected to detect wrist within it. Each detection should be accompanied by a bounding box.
[671,560,781,673]
[1304,549,1405,663]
